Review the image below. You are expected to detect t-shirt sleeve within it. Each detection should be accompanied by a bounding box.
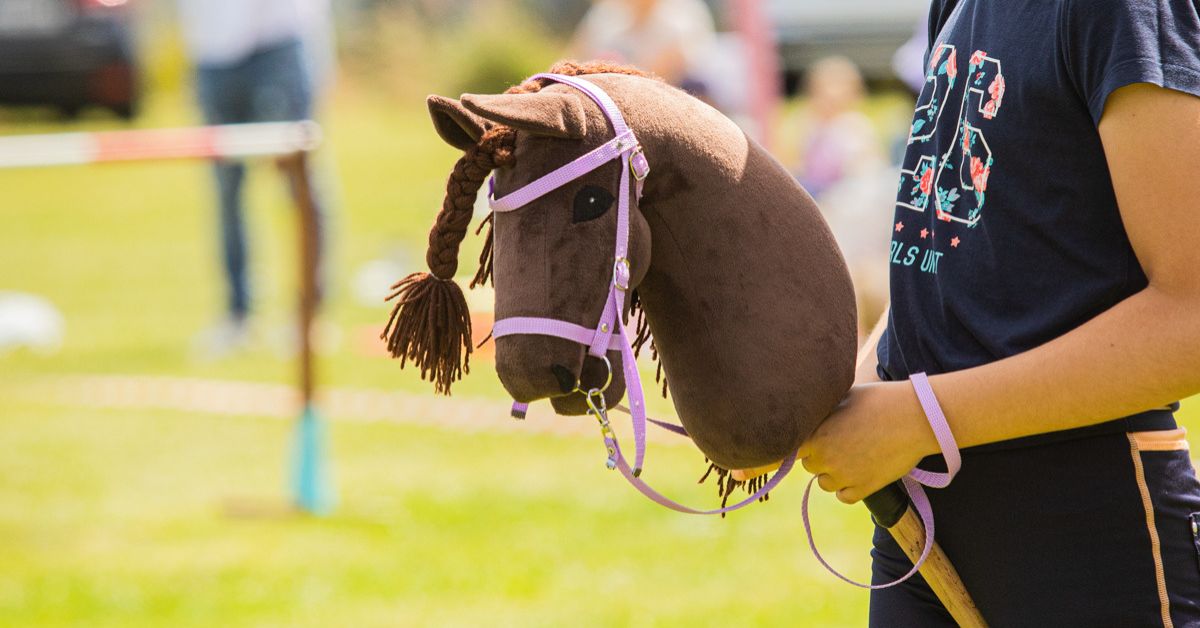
[1062,0,1200,124]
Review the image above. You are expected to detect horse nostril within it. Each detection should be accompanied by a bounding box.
[551,364,578,393]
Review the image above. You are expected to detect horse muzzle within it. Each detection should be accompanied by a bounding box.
[494,334,626,415]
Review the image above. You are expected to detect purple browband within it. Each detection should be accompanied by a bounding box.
[484,73,961,585]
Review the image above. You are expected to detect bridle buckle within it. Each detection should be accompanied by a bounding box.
[630,145,650,181]
[613,257,631,292]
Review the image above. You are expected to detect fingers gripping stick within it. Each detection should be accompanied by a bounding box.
[802,372,986,626]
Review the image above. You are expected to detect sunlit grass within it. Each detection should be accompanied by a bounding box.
[0,397,880,627]
[0,81,880,626]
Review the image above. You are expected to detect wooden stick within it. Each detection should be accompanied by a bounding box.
[279,152,320,406]
[891,505,985,626]
[278,151,337,515]
[856,311,985,625]
[863,483,986,626]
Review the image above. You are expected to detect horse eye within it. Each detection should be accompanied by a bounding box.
[572,185,614,223]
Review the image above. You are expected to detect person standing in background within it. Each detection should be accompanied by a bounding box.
[177,0,334,357]
[790,56,891,339]
[792,56,881,200]
[892,19,930,99]
[568,0,715,88]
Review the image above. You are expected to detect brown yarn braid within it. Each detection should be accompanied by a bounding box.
[381,127,515,394]
[383,60,658,395]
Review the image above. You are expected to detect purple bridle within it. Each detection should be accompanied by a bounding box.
[484,73,961,587]
[488,73,786,513]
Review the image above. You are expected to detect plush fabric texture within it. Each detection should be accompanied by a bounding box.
[462,92,589,140]
[427,95,490,151]
[428,71,857,470]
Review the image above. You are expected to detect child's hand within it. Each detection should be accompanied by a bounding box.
[796,382,937,504]
[730,461,782,482]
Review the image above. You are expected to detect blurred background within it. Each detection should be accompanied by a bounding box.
[1,1,1189,626]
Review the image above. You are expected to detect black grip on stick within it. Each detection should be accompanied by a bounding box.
[863,481,909,528]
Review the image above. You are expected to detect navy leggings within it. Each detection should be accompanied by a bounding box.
[870,424,1200,627]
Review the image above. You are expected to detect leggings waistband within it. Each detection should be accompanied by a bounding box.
[966,408,1179,454]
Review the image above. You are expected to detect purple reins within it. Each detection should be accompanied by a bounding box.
[485,73,961,586]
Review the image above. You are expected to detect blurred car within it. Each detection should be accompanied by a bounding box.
[0,0,139,119]
[767,0,929,90]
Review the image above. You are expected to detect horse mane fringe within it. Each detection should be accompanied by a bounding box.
[628,290,668,398]
[698,458,772,518]
[469,213,494,289]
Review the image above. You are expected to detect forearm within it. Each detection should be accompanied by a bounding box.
[855,305,888,385]
[799,82,1200,505]
[927,285,1200,452]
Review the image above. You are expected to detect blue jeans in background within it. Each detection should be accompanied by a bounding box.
[195,38,328,320]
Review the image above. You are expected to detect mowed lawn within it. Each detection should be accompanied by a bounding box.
[1,84,1196,627]
[0,86,878,627]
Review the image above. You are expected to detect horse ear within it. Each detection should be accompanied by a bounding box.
[428,95,491,151]
[460,91,588,139]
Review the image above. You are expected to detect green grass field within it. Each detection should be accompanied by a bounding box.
[0,77,1196,626]
[0,84,883,627]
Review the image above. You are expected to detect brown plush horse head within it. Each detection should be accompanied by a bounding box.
[384,61,857,474]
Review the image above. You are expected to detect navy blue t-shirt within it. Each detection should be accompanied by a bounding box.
[878,0,1200,427]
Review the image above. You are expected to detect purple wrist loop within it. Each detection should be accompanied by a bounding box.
[800,371,960,588]
[907,372,962,488]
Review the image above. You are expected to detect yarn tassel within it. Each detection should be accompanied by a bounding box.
[381,272,472,395]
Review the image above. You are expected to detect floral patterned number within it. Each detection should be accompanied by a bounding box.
[897,47,1004,228]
